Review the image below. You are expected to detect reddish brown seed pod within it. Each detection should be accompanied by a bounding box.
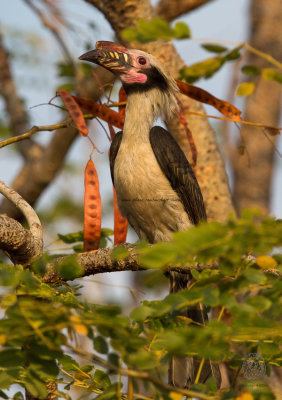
[72,96,124,129]
[177,98,198,166]
[113,187,128,245]
[108,123,116,141]
[176,80,242,121]
[57,90,88,136]
[118,86,127,120]
[84,159,101,251]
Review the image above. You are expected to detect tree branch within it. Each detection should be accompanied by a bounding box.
[42,244,216,284]
[0,114,94,149]
[0,181,43,264]
[42,244,143,283]
[154,0,215,21]
[23,0,74,66]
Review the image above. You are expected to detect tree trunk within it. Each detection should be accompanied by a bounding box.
[232,0,282,213]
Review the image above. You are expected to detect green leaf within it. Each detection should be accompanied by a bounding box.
[99,228,114,248]
[108,353,119,368]
[130,305,154,322]
[243,268,266,284]
[0,267,21,286]
[126,348,157,370]
[0,372,15,389]
[236,82,255,96]
[262,68,282,84]
[247,295,271,312]
[146,18,173,39]
[241,65,261,76]
[0,390,8,399]
[73,243,84,253]
[99,236,107,249]
[58,231,83,244]
[31,256,47,276]
[95,383,119,400]
[13,392,24,400]
[1,294,17,308]
[81,364,94,373]
[55,254,83,280]
[94,369,111,389]
[58,354,80,371]
[110,246,129,261]
[0,350,24,368]
[122,27,140,42]
[122,18,190,43]
[94,336,108,354]
[223,44,243,61]
[203,287,220,306]
[173,22,191,39]
[101,228,114,237]
[201,43,228,53]
[180,57,223,83]
[138,242,179,269]
[13,393,24,400]
[29,358,59,379]
[191,269,200,280]
[258,342,279,358]
[23,369,47,399]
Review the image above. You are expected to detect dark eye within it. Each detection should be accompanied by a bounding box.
[137,56,147,65]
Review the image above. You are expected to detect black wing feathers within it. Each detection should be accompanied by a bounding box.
[150,126,206,225]
[109,131,123,186]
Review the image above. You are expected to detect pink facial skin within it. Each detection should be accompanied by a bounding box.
[119,50,151,85]
[120,70,147,84]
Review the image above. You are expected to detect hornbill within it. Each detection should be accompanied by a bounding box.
[79,41,221,388]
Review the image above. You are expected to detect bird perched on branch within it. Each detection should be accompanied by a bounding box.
[79,41,221,388]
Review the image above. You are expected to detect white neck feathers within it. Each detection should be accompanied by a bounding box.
[123,87,178,140]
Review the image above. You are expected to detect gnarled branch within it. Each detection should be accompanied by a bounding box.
[0,181,43,264]
[42,244,217,284]
[154,0,215,21]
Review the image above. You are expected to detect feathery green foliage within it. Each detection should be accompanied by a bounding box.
[0,210,281,399]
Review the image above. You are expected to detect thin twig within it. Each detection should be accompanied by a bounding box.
[66,344,214,400]
[24,0,74,65]
[0,114,94,149]
[245,43,282,70]
[1,108,281,151]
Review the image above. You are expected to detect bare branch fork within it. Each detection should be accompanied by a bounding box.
[0,181,43,265]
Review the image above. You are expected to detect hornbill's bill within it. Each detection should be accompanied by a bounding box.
[79,41,221,388]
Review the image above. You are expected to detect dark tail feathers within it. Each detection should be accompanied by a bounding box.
[168,271,221,388]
